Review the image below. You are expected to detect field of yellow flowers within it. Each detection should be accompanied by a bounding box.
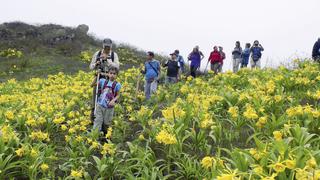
[1,60,320,179]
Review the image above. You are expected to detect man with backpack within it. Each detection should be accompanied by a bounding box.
[89,38,120,121]
[163,52,180,84]
[208,46,222,74]
[141,51,161,100]
[188,46,204,78]
[232,41,242,73]
[250,40,264,68]
[312,38,320,62]
[175,50,185,73]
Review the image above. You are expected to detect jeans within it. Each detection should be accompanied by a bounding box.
[210,62,222,74]
[144,79,157,100]
[233,58,241,73]
[190,65,198,78]
[165,76,178,84]
[250,58,261,68]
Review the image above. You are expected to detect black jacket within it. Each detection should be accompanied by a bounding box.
[312,40,320,60]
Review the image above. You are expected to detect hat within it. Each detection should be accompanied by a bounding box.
[147,51,154,57]
[174,50,179,54]
[103,38,113,47]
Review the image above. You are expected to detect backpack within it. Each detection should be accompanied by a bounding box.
[251,47,262,61]
[97,50,115,62]
[98,79,118,108]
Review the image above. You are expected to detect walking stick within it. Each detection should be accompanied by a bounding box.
[204,61,210,74]
[94,71,101,116]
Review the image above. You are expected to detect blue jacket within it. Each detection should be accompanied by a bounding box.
[241,48,250,65]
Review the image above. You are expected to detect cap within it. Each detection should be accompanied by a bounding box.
[174,50,179,54]
[103,38,112,48]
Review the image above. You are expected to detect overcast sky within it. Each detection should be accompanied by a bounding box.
[1,0,319,70]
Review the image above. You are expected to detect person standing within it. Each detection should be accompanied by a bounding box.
[219,46,226,72]
[208,46,222,74]
[89,38,120,121]
[241,43,251,68]
[91,67,121,139]
[312,38,320,61]
[250,40,264,68]
[232,41,242,73]
[175,50,185,73]
[188,46,204,78]
[140,51,161,100]
[163,52,180,84]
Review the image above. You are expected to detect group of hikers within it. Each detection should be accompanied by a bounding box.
[89,37,320,140]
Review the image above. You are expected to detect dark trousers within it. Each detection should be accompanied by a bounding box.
[190,65,198,78]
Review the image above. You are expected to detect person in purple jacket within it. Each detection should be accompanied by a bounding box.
[188,46,204,78]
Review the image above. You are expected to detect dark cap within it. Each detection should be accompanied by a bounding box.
[174,50,179,54]
[147,51,154,57]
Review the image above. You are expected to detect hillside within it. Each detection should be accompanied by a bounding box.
[0,22,166,82]
[0,60,320,179]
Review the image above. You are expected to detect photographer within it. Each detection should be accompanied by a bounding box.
[90,38,120,121]
[250,40,264,69]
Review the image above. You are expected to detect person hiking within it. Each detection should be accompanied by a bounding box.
[219,46,226,65]
[232,41,242,73]
[241,43,251,68]
[250,40,264,68]
[208,46,222,74]
[140,51,161,100]
[188,46,204,78]
[163,52,180,84]
[89,38,120,122]
[175,50,185,73]
[91,67,121,140]
[312,38,320,62]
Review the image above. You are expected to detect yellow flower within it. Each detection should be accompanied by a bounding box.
[138,134,145,141]
[314,170,320,180]
[273,131,282,141]
[201,156,215,169]
[5,110,14,120]
[217,173,237,180]
[306,157,317,169]
[156,130,177,145]
[101,143,115,156]
[105,127,112,139]
[285,159,296,169]
[40,163,49,171]
[30,149,39,158]
[271,162,285,173]
[61,125,67,131]
[243,105,258,120]
[274,95,282,102]
[228,106,239,119]
[70,169,83,178]
[15,147,24,157]
[90,141,100,149]
[253,166,263,174]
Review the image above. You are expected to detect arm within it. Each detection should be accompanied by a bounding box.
[259,45,264,51]
[89,51,99,70]
[200,51,204,60]
[109,84,121,106]
[162,60,169,67]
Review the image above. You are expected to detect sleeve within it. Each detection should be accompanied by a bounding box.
[180,56,185,63]
[260,46,264,51]
[98,79,104,89]
[115,83,121,93]
[89,51,99,70]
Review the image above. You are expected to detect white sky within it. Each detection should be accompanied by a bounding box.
[1,0,319,71]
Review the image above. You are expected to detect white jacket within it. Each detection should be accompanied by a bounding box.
[89,50,120,70]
